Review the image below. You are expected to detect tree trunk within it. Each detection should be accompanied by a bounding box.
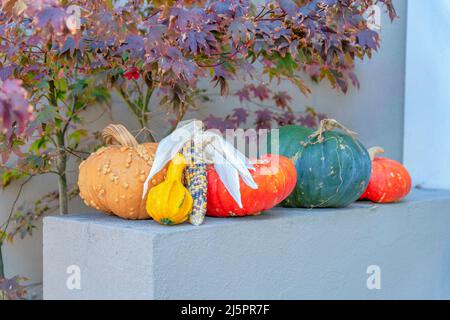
[56,132,69,215]
[138,115,156,143]
[0,245,5,279]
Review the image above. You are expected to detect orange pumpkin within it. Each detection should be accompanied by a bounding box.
[206,154,297,217]
[78,124,166,220]
[360,147,412,203]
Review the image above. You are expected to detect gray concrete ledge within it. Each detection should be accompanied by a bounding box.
[44,188,450,300]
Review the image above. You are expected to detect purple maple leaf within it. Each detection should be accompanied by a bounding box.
[204,114,235,132]
[235,85,252,103]
[169,6,206,32]
[213,65,235,81]
[357,29,379,50]
[279,0,299,18]
[273,91,292,110]
[180,28,217,55]
[159,47,202,86]
[251,84,271,101]
[321,0,337,5]
[298,113,317,128]
[209,0,250,18]
[0,79,33,135]
[231,107,249,126]
[0,64,15,81]
[276,111,296,126]
[228,19,255,46]
[119,35,145,58]
[34,6,68,35]
[254,108,273,130]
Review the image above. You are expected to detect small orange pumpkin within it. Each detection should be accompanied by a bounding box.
[78,124,167,220]
[360,147,412,203]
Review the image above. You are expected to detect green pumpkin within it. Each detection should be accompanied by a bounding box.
[269,125,313,158]
[269,120,371,208]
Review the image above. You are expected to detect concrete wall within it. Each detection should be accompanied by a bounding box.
[44,189,450,300]
[404,0,450,189]
[1,0,408,286]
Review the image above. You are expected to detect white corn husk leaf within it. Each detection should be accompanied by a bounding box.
[205,132,257,189]
[142,120,201,197]
[142,119,258,208]
[205,143,244,208]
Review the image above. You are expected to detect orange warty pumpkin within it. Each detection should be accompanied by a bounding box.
[360,147,412,203]
[206,154,297,217]
[78,124,166,220]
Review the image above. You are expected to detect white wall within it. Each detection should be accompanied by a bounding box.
[404,0,450,189]
[0,0,408,285]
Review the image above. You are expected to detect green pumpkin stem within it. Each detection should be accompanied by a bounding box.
[368,147,385,161]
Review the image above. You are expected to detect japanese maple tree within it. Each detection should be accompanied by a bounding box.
[0,0,396,292]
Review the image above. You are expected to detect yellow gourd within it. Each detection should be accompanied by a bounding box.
[146,153,193,225]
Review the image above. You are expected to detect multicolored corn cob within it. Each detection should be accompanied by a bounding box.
[182,140,207,226]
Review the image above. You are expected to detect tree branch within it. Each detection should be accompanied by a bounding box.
[0,176,34,247]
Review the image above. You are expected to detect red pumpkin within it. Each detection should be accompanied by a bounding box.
[360,147,412,203]
[207,154,297,217]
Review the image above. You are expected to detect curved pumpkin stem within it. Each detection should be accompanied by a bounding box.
[102,124,139,147]
[368,146,385,161]
[309,119,358,143]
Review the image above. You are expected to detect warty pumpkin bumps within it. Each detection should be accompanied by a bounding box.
[78,124,166,220]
